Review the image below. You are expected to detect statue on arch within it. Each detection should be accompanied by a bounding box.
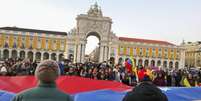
[87,2,103,17]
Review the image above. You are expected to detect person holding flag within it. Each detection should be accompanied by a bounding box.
[124,58,132,73]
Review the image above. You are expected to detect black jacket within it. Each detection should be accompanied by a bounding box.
[123,82,168,101]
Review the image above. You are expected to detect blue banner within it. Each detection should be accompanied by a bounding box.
[1,87,201,101]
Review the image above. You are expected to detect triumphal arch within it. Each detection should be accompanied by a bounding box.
[67,3,116,63]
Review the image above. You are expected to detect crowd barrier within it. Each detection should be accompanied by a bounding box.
[0,76,201,101]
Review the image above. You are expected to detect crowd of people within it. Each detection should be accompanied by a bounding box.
[0,58,201,87]
[0,58,37,76]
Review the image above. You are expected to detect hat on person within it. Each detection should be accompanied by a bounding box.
[1,66,7,73]
[123,82,168,101]
[35,60,60,83]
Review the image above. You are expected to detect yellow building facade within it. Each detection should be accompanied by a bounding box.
[181,41,201,67]
[0,27,67,61]
[109,37,181,69]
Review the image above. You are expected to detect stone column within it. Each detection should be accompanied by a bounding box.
[167,60,170,69]
[56,53,59,61]
[155,59,158,67]
[17,50,20,58]
[108,46,111,59]
[41,51,44,61]
[104,46,108,62]
[33,51,36,61]
[142,59,145,67]
[195,52,197,67]
[179,49,185,69]
[81,44,85,63]
[9,49,11,58]
[102,46,105,61]
[99,46,104,63]
[107,46,110,61]
[161,59,164,68]
[73,44,77,63]
[25,50,28,59]
[49,52,52,60]
[136,58,139,67]
[80,44,83,63]
[172,61,175,68]
[76,44,81,63]
[148,59,151,67]
[0,49,3,59]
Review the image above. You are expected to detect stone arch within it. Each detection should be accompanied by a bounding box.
[20,51,25,59]
[175,61,179,69]
[151,60,155,67]
[85,31,102,41]
[3,49,9,59]
[73,6,112,63]
[27,51,33,61]
[84,31,102,62]
[144,59,149,67]
[59,54,64,61]
[169,61,173,68]
[43,52,49,60]
[51,53,57,61]
[157,60,161,67]
[11,50,17,58]
[35,52,41,61]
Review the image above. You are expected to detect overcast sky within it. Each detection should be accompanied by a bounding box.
[0,0,200,54]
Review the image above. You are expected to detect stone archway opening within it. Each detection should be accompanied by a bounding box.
[144,60,149,67]
[151,60,155,67]
[51,53,57,61]
[157,60,161,67]
[27,51,33,61]
[3,49,9,59]
[169,61,173,69]
[35,52,41,62]
[20,51,25,59]
[43,52,49,60]
[59,54,64,61]
[85,32,101,63]
[11,50,17,59]
[175,62,179,69]
[163,61,167,68]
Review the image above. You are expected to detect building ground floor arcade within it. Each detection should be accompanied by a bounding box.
[0,48,64,61]
[115,56,182,68]
[116,56,180,69]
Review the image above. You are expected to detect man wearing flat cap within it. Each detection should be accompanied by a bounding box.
[12,60,73,101]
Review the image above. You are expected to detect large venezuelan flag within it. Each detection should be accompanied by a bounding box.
[0,76,201,101]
